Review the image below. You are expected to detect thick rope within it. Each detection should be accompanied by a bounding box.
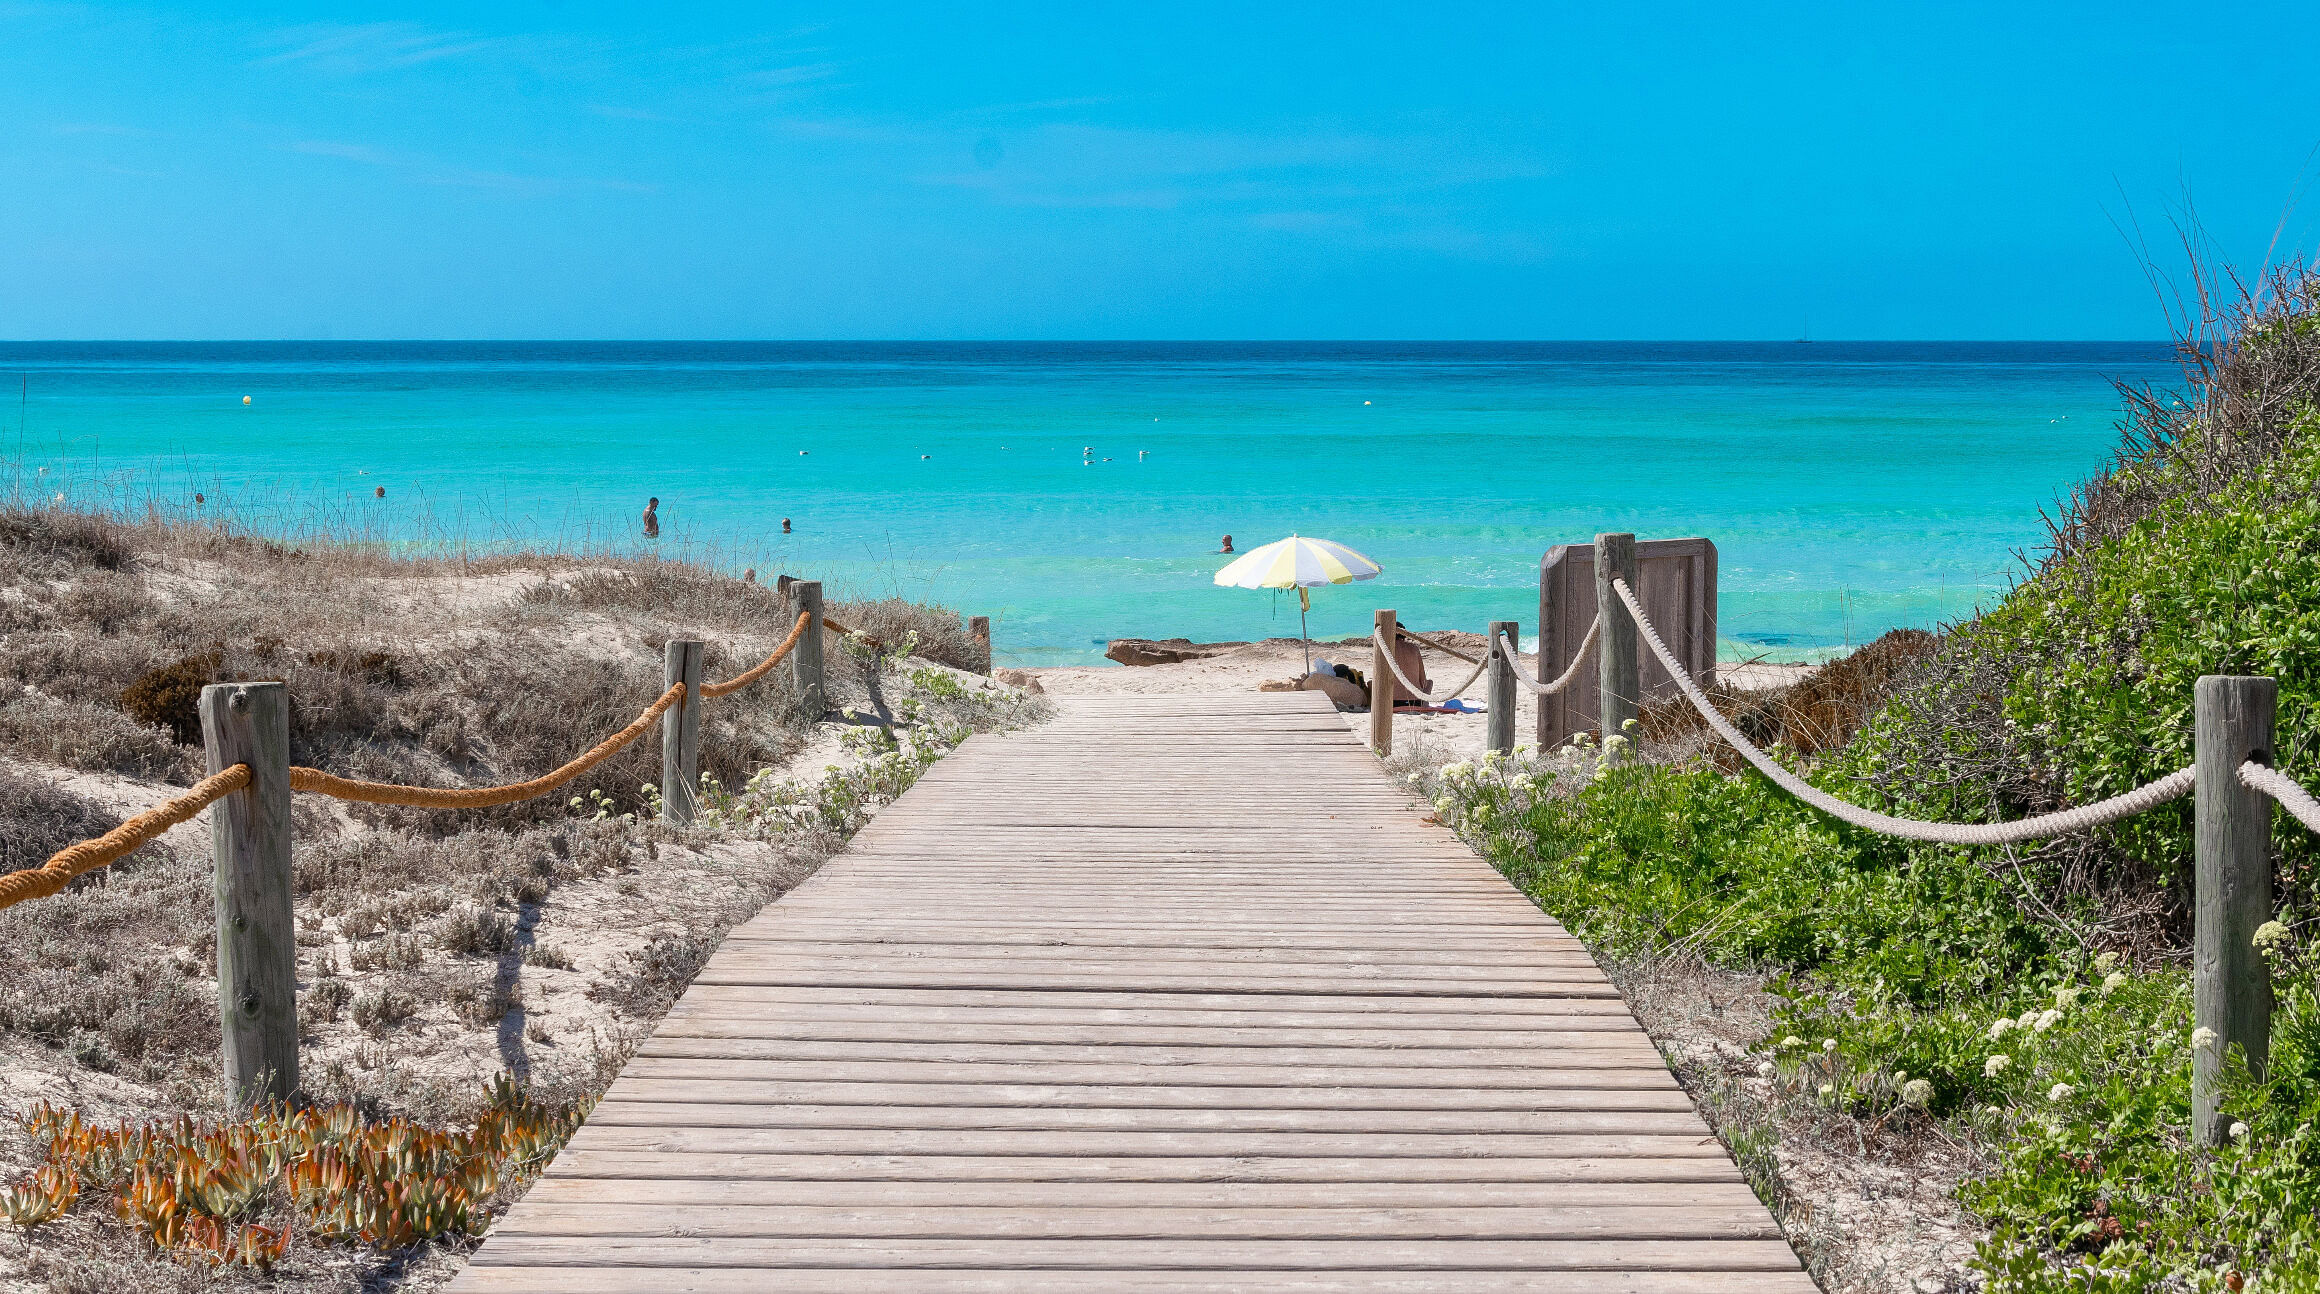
[1498,616,1599,698]
[1372,630,1495,706]
[699,611,812,698]
[1608,577,2196,844]
[0,765,252,912]
[2242,761,2320,834]
[290,684,684,808]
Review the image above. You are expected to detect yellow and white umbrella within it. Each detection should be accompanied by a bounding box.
[1213,534,1382,669]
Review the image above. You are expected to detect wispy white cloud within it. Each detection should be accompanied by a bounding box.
[254,22,499,73]
[52,121,152,137]
[283,139,656,196]
[903,122,1551,213]
[745,62,839,88]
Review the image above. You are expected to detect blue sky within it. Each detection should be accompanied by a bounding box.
[2,2,2315,339]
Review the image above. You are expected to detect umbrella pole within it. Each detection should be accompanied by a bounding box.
[1300,599,1311,673]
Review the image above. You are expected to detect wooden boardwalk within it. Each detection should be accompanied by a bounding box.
[453,693,1809,1292]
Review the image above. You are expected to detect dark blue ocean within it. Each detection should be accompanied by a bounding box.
[0,341,2180,666]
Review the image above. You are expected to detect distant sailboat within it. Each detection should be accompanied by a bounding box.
[1796,313,1812,344]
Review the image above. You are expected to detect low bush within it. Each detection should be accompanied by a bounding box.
[117,653,219,745]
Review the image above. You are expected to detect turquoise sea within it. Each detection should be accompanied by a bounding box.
[0,342,2179,667]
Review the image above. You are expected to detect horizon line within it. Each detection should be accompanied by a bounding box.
[0,337,2179,346]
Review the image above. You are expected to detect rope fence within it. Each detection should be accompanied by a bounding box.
[0,765,251,909]
[1607,576,2204,844]
[0,573,997,1107]
[1502,617,1599,698]
[5,603,829,897]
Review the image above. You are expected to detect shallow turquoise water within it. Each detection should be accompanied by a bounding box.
[0,342,2178,666]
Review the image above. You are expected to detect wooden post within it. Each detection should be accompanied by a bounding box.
[2194,674,2276,1144]
[1369,609,1396,757]
[1487,620,1518,756]
[1595,532,1640,758]
[199,682,296,1110]
[794,580,827,721]
[969,615,991,674]
[662,639,704,824]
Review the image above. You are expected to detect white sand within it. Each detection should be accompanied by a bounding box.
[1027,635,1813,766]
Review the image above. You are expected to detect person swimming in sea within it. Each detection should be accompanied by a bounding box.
[782,517,792,534]
[642,497,660,539]
[1217,535,1234,554]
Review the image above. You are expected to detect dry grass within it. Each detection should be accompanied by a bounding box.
[0,505,1042,1291]
[0,508,827,824]
[1639,629,1939,762]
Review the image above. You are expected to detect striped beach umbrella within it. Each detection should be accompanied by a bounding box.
[1213,534,1382,669]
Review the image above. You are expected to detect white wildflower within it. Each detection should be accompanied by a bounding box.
[1901,1079,1934,1107]
[1406,772,1423,783]
[1988,1019,2013,1041]
[2193,1026,2220,1052]
[1818,1083,1835,1097]
[2101,971,2127,996]
[1985,1054,2011,1078]
[1621,717,1638,731]
[2230,1121,2250,1140]
[1440,761,1472,780]
[2047,1083,2074,1103]
[2033,1009,2062,1033]
[2253,920,2291,952]
[1756,1061,1775,1078]
[1780,1036,1804,1049]
[2016,1009,2039,1030]
[2093,951,2120,973]
[2053,985,2081,1009]
[1822,1039,1838,1053]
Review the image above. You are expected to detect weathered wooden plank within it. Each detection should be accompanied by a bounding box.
[519,1151,1749,1184]
[466,1235,1809,1271]
[596,1074,1692,1108]
[556,1128,1732,1158]
[579,1103,1711,1135]
[516,1178,1771,1209]
[455,1268,1818,1293]
[488,1202,1782,1240]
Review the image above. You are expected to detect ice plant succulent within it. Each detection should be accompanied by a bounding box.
[5,1072,584,1266]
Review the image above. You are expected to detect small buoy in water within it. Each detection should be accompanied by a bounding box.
[194,492,204,505]
[799,450,808,456]
[1103,457,1112,462]
[1083,445,1093,453]
[1363,400,1371,405]
[374,486,385,498]
[920,454,930,460]
[1138,451,1148,460]
[242,395,252,405]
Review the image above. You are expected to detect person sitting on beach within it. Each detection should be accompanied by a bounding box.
[642,497,660,539]
[1217,534,1233,554]
[1391,633,1432,708]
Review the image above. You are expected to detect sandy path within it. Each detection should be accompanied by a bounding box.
[1027,635,1810,765]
